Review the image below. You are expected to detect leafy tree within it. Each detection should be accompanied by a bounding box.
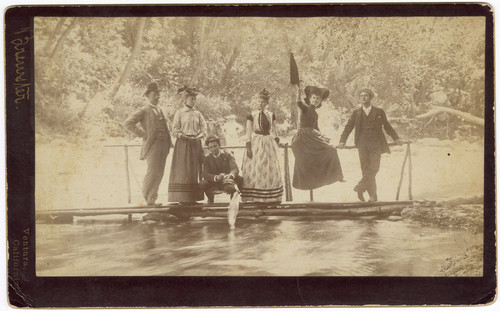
[33,16,486,141]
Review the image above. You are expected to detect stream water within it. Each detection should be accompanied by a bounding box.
[36,216,481,276]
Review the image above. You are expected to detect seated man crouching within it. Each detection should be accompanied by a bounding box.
[199,135,243,203]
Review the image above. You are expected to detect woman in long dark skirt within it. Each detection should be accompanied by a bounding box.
[168,86,207,203]
[291,85,344,190]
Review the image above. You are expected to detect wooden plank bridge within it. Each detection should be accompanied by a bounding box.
[36,141,416,224]
[36,200,416,224]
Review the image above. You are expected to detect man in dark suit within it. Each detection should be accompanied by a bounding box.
[124,82,172,206]
[338,88,402,202]
[199,135,243,203]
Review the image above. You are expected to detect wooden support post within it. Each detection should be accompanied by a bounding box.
[407,143,413,200]
[395,144,409,201]
[284,145,293,201]
[128,214,132,223]
[124,145,131,204]
[310,189,314,202]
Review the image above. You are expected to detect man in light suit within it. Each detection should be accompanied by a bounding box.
[124,82,172,206]
[338,88,402,202]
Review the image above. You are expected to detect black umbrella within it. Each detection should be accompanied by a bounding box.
[290,52,300,85]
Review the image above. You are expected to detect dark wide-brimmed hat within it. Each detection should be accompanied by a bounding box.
[222,177,236,193]
[304,86,330,100]
[177,85,199,96]
[358,88,375,98]
[258,88,270,100]
[205,135,221,146]
[144,82,161,95]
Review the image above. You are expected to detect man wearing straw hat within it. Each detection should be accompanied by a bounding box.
[124,82,172,207]
[338,88,402,202]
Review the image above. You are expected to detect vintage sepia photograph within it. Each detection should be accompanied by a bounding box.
[5,3,495,308]
[34,14,486,277]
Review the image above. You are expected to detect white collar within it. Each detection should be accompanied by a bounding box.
[362,105,372,115]
[149,103,162,114]
[212,151,221,158]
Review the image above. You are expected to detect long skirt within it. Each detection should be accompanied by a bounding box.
[241,134,283,202]
[291,128,344,190]
[168,137,204,202]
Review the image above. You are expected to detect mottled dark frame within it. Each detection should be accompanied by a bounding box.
[5,4,495,308]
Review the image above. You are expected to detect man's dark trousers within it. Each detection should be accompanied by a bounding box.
[199,176,243,203]
[143,138,169,205]
[356,137,381,199]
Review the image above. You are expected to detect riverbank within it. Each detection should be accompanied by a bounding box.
[401,196,484,276]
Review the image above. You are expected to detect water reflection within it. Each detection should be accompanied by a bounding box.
[36,217,481,277]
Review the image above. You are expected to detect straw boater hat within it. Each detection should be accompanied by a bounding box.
[304,86,330,100]
[358,88,375,98]
[144,82,161,96]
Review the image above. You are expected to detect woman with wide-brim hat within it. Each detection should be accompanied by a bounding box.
[291,84,344,190]
[168,86,207,203]
[240,89,283,203]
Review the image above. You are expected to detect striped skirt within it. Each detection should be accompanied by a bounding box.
[241,134,283,202]
[168,137,204,203]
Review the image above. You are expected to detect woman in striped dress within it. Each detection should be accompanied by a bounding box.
[240,89,283,203]
[168,86,206,203]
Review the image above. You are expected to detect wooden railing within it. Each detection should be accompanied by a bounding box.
[105,141,412,204]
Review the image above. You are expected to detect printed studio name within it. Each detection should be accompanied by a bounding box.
[11,228,30,281]
[11,27,32,105]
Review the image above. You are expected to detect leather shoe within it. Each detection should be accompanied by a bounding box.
[353,186,365,202]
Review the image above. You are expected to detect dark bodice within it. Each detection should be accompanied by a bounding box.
[247,110,275,135]
[297,101,319,131]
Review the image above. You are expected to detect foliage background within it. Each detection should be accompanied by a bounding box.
[34,16,485,143]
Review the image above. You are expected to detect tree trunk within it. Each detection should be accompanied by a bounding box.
[44,17,67,56]
[335,79,356,109]
[220,47,240,88]
[50,18,78,60]
[110,17,147,98]
[415,105,484,127]
[191,18,210,86]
